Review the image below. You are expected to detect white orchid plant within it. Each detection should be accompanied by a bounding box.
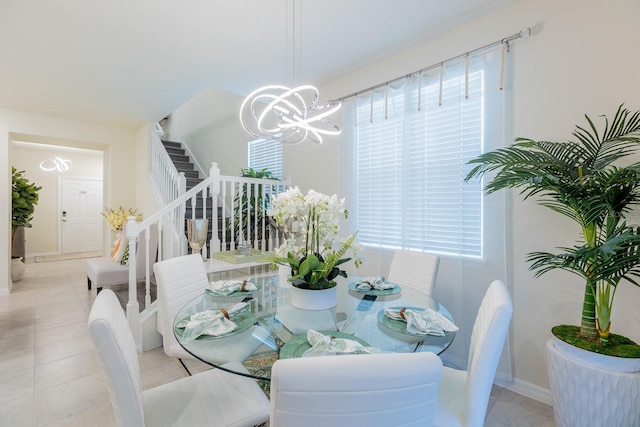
[268,187,362,290]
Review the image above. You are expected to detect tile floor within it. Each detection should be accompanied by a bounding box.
[0,258,556,426]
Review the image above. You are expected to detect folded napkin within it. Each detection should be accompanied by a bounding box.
[355,276,395,291]
[176,302,250,341]
[302,329,380,357]
[384,307,459,336]
[207,279,258,295]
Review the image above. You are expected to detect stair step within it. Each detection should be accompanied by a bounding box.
[169,153,190,163]
[185,206,215,216]
[182,170,199,179]
[185,197,216,209]
[186,177,204,187]
[162,140,182,149]
[174,161,195,171]
[165,146,185,156]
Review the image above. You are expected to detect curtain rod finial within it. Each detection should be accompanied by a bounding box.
[520,27,531,38]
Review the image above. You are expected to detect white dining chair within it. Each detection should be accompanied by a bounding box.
[270,351,443,427]
[387,249,440,300]
[153,254,263,373]
[88,289,270,427]
[434,280,513,427]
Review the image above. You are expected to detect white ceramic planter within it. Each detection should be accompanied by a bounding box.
[290,286,337,310]
[547,338,640,427]
[11,257,25,282]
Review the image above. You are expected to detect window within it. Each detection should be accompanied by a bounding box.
[348,53,504,258]
[248,139,283,179]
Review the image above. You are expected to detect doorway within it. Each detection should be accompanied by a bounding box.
[60,178,103,253]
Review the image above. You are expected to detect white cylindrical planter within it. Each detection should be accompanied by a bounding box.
[547,338,640,427]
[290,286,337,310]
[11,257,25,282]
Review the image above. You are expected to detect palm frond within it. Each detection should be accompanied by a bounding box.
[527,227,640,288]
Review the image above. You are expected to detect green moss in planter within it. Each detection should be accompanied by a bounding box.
[552,325,640,358]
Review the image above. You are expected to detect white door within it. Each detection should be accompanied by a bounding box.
[60,178,103,254]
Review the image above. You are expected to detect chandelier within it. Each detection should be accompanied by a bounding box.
[239,0,341,145]
[40,157,72,172]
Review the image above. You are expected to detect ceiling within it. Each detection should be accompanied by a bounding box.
[0,0,515,129]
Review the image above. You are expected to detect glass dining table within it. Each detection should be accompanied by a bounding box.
[173,272,456,382]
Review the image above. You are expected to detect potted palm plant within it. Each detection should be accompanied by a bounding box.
[465,104,640,426]
[231,167,279,250]
[11,167,42,280]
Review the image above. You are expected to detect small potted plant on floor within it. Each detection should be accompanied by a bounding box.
[11,167,42,280]
[465,104,640,426]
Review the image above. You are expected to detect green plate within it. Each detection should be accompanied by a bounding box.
[377,306,453,337]
[205,281,262,298]
[280,331,371,359]
[348,281,401,296]
[175,311,256,340]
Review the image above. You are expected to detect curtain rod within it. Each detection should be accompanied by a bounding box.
[335,27,531,102]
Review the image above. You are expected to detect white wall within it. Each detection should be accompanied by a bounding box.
[167,87,251,177]
[1,108,138,294]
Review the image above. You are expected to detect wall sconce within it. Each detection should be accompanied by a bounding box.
[40,157,72,172]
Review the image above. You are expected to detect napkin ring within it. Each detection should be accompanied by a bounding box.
[220,308,230,319]
[241,280,248,291]
[399,307,407,320]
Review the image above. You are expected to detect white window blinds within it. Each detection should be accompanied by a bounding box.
[348,52,504,258]
[248,139,283,179]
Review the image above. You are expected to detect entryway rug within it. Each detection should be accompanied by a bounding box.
[34,251,102,263]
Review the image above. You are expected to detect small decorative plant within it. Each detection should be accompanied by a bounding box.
[465,104,640,355]
[232,167,279,247]
[102,207,143,231]
[268,187,362,290]
[11,167,42,246]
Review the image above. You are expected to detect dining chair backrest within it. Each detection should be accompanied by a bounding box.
[88,289,145,426]
[387,249,440,297]
[270,351,443,427]
[153,254,210,359]
[434,279,513,427]
[465,279,513,425]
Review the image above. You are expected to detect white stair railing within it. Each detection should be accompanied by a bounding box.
[149,130,186,207]
[127,158,291,352]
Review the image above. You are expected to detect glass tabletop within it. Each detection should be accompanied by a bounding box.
[173,274,456,381]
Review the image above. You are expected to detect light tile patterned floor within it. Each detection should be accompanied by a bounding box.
[0,258,556,426]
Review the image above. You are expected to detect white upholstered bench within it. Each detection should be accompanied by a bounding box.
[86,224,158,294]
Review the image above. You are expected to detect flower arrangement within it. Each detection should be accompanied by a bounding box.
[102,207,143,231]
[268,187,362,290]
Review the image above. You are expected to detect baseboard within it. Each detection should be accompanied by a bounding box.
[496,377,553,406]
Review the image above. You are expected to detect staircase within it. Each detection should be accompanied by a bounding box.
[160,140,225,248]
[161,140,203,190]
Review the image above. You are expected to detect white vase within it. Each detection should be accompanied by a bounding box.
[290,286,337,310]
[547,338,640,427]
[11,257,25,282]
